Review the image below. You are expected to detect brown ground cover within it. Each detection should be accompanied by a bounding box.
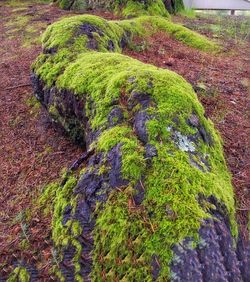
[0,1,249,279]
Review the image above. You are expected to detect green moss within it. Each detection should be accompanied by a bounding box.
[39,182,60,215]
[85,53,236,280]
[46,176,86,280]
[33,49,72,87]
[32,10,236,282]
[26,96,40,110]
[36,176,82,279]
[33,15,218,97]
[7,267,30,282]
[120,0,169,18]
[41,15,124,52]
[32,15,218,75]
[118,16,219,51]
[92,136,236,278]
[19,239,30,250]
[52,176,77,246]
[96,125,145,182]
[53,51,210,132]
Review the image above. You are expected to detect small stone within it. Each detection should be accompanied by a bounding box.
[188,114,200,127]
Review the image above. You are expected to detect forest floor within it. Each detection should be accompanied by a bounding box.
[0,0,249,279]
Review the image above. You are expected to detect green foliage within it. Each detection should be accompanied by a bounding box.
[54,0,187,16]
[210,16,250,43]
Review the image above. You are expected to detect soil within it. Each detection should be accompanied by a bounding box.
[0,0,249,279]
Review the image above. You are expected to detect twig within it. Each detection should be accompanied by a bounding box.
[60,149,94,186]
[5,83,32,90]
[69,149,94,172]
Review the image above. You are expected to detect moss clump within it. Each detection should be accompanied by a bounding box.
[96,125,145,182]
[51,176,86,280]
[7,267,30,282]
[40,15,124,53]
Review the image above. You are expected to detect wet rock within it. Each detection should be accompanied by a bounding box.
[62,205,73,225]
[107,144,129,188]
[107,39,115,51]
[188,114,200,128]
[78,23,104,37]
[108,107,124,126]
[133,181,145,205]
[151,255,161,281]
[145,143,157,159]
[134,111,150,144]
[128,91,152,110]
[60,244,76,282]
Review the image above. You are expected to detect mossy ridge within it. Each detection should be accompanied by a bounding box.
[32,15,219,96]
[33,15,218,82]
[86,56,236,279]
[51,176,83,280]
[117,16,219,51]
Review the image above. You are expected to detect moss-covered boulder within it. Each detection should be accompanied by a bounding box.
[28,13,250,281]
[54,0,184,16]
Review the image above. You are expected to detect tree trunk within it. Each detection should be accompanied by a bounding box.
[164,0,185,13]
[21,14,249,282]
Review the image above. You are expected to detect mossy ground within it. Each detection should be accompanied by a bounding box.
[3,4,48,48]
